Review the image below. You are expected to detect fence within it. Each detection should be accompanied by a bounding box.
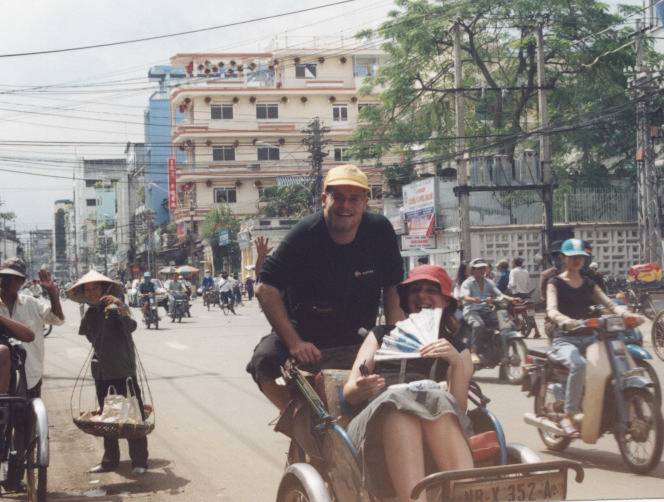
[553,187,637,223]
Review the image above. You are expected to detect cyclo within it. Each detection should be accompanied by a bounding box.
[274,347,583,502]
[0,334,49,501]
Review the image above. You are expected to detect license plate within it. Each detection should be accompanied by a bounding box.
[451,472,565,502]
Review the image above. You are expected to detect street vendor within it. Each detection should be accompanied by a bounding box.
[67,270,149,475]
[247,164,405,411]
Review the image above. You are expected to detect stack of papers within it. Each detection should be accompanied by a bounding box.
[374,308,443,361]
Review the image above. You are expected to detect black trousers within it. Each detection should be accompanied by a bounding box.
[94,377,149,469]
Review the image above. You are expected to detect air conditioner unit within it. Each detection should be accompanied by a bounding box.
[248,163,260,170]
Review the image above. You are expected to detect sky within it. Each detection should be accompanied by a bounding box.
[0,0,646,237]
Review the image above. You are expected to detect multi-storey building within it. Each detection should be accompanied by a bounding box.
[168,49,388,237]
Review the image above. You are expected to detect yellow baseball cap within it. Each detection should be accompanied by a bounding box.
[323,164,369,191]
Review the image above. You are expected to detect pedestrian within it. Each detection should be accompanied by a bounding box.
[67,270,149,475]
[508,257,531,299]
[246,164,405,411]
[495,259,510,293]
[0,258,64,398]
[245,275,255,301]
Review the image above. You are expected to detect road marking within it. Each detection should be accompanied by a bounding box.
[166,341,189,351]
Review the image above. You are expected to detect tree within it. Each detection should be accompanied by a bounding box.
[200,204,241,273]
[258,185,312,217]
[352,0,660,187]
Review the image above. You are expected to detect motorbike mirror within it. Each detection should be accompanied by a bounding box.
[585,318,602,330]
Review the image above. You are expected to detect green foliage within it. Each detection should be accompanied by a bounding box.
[201,204,241,272]
[352,0,662,186]
[258,185,312,217]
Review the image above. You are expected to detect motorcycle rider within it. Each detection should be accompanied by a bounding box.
[138,272,156,320]
[546,238,643,436]
[167,274,186,316]
[460,258,515,365]
[218,271,236,314]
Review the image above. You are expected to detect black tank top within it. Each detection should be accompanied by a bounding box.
[548,275,596,320]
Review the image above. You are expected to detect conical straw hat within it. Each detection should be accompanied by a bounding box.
[66,270,124,304]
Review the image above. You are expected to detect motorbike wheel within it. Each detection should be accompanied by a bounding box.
[502,339,527,384]
[651,311,664,362]
[145,320,150,329]
[534,385,571,452]
[641,294,657,320]
[615,387,664,474]
[220,303,228,316]
[635,359,661,406]
[154,315,159,330]
[276,474,313,502]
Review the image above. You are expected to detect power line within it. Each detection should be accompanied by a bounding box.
[0,0,359,59]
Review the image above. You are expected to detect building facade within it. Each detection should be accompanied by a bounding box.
[52,199,74,279]
[168,49,388,239]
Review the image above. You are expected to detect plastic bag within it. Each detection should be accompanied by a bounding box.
[98,379,143,424]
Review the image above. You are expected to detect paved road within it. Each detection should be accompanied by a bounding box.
[28,299,664,501]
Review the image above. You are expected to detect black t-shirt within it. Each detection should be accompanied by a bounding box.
[548,275,597,320]
[372,324,467,382]
[260,211,403,347]
[138,281,155,294]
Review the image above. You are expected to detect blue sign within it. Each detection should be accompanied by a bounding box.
[218,229,230,246]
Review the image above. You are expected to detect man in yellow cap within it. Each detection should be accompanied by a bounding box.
[247,164,405,411]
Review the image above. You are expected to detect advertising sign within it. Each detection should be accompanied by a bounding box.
[402,234,436,250]
[402,178,438,237]
[168,158,177,210]
[218,229,230,246]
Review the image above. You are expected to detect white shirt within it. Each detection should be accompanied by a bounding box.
[0,293,64,389]
[218,277,234,292]
[508,266,531,294]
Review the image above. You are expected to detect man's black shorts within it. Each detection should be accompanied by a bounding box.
[245,333,290,384]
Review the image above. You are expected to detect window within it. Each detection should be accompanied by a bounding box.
[370,185,383,200]
[86,199,97,206]
[295,63,317,79]
[332,105,348,122]
[257,146,280,161]
[257,187,267,199]
[256,103,278,119]
[214,188,237,204]
[358,103,374,113]
[333,146,350,162]
[85,179,99,187]
[354,56,379,77]
[212,146,236,161]
[211,104,233,120]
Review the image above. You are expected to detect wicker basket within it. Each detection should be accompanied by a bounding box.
[73,415,154,439]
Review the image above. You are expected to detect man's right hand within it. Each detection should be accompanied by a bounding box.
[289,340,322,365]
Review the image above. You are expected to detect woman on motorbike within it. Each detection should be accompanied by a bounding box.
[546,238,643,436]
[343,265,474,502]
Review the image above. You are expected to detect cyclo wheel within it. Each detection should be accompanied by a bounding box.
[534,384,571,452]
[641,293,657,320]
[615,387,664,474]
[25,408,47,502]
[276,473,314,502]
[651,311,664,361]
[504,339,527,385]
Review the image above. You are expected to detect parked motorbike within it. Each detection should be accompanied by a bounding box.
[171,293,187,323]
[523,314,663,474]
[462,299,528,384]
[142,293,159,330]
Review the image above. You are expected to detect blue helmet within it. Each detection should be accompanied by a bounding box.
[560,239,589,257]
[143,271,151,278]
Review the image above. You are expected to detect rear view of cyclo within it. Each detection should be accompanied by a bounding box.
[0,335,49,501]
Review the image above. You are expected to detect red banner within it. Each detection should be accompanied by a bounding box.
[168,158,177,210]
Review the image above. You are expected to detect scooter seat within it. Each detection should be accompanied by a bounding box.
[528,347,551,359]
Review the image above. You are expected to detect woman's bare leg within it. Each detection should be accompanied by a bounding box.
[422,413,474,471]
[382,410,427,502]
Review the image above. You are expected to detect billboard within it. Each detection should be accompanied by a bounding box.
[402,178,438,238]
[168,158,177,210]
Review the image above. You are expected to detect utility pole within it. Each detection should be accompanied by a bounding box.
[453,22,472,261]
[103,234,108,276]
[537,22,555,260]
[188,191,196,266]
[631,20,663,264]
[303,117,328,212]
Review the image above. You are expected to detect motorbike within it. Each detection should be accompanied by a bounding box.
[510,292,541,339]
[142,293,159,330]
[203,288,218,311]
[523,314,663,474]
[171,293,187,323]
[462,299,528,384]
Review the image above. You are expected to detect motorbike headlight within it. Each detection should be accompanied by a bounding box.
[606,316,626,332]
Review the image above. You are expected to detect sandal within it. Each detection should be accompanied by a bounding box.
[560,417,580,438]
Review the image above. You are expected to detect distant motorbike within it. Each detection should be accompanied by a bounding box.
[171,293,187,323]
[203,288,218,311]
[511,297,541,339]
[523,314,663,474]
[142,293,159,330]
[462,299,527,384]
